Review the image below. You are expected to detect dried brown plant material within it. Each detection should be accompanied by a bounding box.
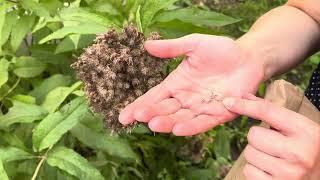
[71,25,167,133]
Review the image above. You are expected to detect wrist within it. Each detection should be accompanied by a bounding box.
[236,34,276,81]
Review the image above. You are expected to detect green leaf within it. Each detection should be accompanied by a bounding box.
[47,147,104,180]
[0,58,9,88]
[213,126,231,160]
[72,90,85,97]
[21,0,51,18]
[0,100,47,128]
[0,147,32,162]
[42,81,82,113]
[136,5,143,32]
[33,97,88,151]
[32,16,60,33]
[154,8,240,27]
[60,7,118,27]
[0,11,18,49]
[141,0,179,30]
[13,56,46,78]
[55,34,95,54]
[71,123,139,160]
[86,1,120,15]
[0,160,9,180]
[39,23,106,44]
[10,15,35,52]
[11,94,36,104]
[0,131,27,151]
[0,4,8,53]
[150,19,218,38]
[185,168,216,180]
[29,74,72,104]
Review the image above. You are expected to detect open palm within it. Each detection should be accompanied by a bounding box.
[119,34,265,136]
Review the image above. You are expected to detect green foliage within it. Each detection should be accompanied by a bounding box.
[0,147,32,162]
[33,97,88,151]
[0,160,9,180]
[154,7,239,27]
[13,56,47,78]
[213,126,231,160]
[0,100,47,128]
[47,146,104,180]
[0,58,9,88]
[1,0,314,179]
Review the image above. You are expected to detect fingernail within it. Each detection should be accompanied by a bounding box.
[223,98,235,110]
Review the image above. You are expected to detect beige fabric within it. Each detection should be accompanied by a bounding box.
[225,80,320,180]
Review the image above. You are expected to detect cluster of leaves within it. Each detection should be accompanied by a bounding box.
[0,0,244,179]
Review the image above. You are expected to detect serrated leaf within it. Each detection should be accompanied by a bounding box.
[0,100,47,128]
[153,8,240,27]
[42,81,82,113]
[141,0,178,30]
[0,58,9,88]
[213,126,231,160]
[33,97,88,151]
[0,160,9,180]
[71,123,139,160]
[0,11,18,49]
[60,7,118,27]
[29,74,72,104]
[13,56,46,78]
[47,147,104,180]
[0,147,32,162]
[21,0,51,18]
[55,34,95,54]
[11,15,35,52]
[39,23,106,44]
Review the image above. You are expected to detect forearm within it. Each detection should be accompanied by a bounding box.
[237,5,320,81]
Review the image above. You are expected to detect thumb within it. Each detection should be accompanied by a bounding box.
[144,34,202,58]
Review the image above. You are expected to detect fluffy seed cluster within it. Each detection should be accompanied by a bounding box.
[71,25,167,133]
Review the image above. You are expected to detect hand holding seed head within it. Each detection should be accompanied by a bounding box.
[119,34,265,136]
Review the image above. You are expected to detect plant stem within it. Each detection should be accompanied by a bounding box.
[31,146,53,180]
[0,78,20,102]
[31,157,46,180]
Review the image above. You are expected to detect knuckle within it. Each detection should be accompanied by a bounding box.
[247,126,260,143]
[291,168,308,180]
[286,148,316,170]
[255,101,270,116]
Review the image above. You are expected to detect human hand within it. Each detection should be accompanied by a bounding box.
[119,34,265,136]
[223,94,320,180]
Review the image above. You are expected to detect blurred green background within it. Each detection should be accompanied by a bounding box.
[0,0,318,180]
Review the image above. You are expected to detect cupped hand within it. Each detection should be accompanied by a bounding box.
[223,94,320,180]
[119,34,265,136]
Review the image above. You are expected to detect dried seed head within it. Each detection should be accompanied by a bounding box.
[71,25,168,133]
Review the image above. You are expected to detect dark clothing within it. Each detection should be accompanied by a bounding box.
[305,64,320,110]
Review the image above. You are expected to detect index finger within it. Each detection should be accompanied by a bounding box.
[119,83,170,125]
[222,96,309,135]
